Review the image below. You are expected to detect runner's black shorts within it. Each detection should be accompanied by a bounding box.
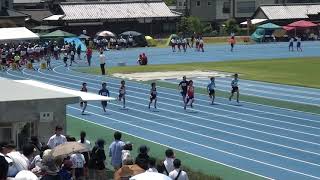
[209,89,215,96]
[231,87,239,93]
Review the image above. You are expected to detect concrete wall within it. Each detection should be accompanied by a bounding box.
[189,0,216,22]
[0,98,75,146]
[189,0,276,22]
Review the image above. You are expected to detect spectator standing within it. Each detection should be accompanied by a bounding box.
[76,45,81,60]
[78,131,91,179]
[86,47,92,66]
[6,144,30,177]
[91,139,106,180]
[70,151,86,180]
[162,149,175,175]
[135,145,150,170]
[99,51,106,75]
[109,131,125,170]
[47,125,67,149]
[169,159,189,180]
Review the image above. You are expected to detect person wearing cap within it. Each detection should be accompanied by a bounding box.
[169,159,189,180]
[135,145,150,170]
[47,125,67,149]
[109,131,125,170]
[39,149,61,180]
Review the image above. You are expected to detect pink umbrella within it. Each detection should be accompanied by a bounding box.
[282,26,295,31]
[287,20,317,28]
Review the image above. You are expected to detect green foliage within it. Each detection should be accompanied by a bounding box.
[223,18,240,34]
[176,16,207,35]
[164,0,176,5]
[203,23,213,34]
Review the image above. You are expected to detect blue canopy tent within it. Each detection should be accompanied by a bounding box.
[64,37,87,51]
[251,23,281,42]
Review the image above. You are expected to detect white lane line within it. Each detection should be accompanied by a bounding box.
[46,68,320,138]
[67,106,320,180]
[163,79,320,106]
[64,66,320,123]
[82,99,320,168]
[194,80,320,100]
[215,78,320,95]
[66,114,275,180]
[57,67,320,131]
[16,68,315,154]
[200,78,320,96]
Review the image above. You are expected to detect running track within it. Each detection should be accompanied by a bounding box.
[2,64,320,180]
[95,41,320,66]
[163,77,320,106]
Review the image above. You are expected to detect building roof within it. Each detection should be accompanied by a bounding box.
[0,27,39,41]
[13,0,41,4]
[19,9,53,22]
[59,0,180,21]
[0,78,78,102]
[254,4,320,20]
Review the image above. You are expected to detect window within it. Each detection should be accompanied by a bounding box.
[223,2,231,13]
[208,0,212,6]
[196,1,201,7]
[179,2,182,6]
[183,2,186,6]
[237,1,256,13]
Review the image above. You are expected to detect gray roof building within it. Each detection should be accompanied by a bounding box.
[253,4,320,20]
[60,0,179,21]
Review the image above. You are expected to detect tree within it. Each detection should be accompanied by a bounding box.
[164,0,176,6]
[223,18,239,35]
[177,16,191,36]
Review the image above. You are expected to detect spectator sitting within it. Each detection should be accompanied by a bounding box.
[137,54,143,65]
[169,159,189,180]
[135,145,150,170]
[47,125,67,148]
[109,131,125,170]
[121,141,133,165]
[141,53,148,65]
[146,157,158,173]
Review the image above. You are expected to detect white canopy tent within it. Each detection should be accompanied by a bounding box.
[0,27,39,41]
[15,80,115,101]
[240,19,267,25]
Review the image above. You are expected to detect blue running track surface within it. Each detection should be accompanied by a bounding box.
[2,63,320,180]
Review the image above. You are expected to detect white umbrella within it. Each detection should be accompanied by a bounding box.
[96,31,116,37]
[130,172,171,180]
